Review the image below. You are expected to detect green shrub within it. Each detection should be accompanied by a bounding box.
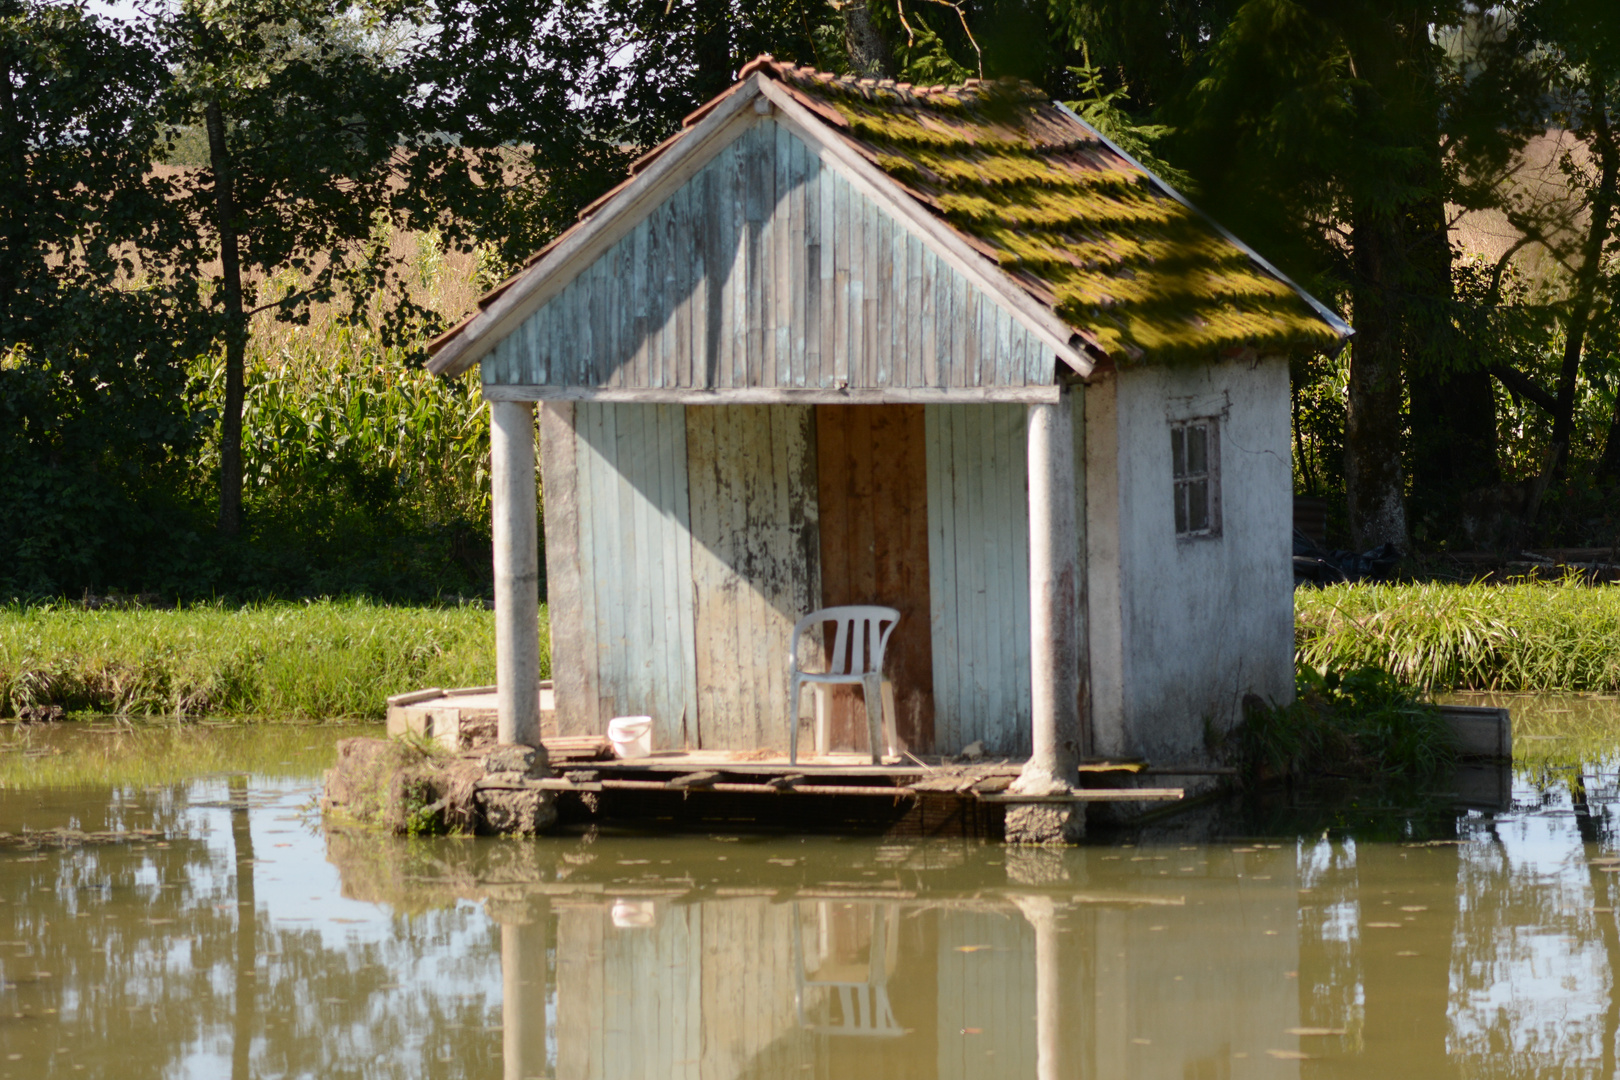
[1239,664,1456,783]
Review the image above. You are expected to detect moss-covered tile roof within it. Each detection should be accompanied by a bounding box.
[750,57,1347,365]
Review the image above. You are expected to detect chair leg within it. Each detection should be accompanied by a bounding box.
[814,686,830,758]
[861,673,883,765]
[789,674,802,765]
[880,678,899,758]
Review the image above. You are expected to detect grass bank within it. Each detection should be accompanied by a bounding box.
[0,601,545,721]
[1297,579,1620,692]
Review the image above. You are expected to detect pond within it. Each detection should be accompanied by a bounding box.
[2,704,1619,1079]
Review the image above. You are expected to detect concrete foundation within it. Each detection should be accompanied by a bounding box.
[1004,802,1086,844]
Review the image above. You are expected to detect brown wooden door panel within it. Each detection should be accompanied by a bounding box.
[815,404,935,753]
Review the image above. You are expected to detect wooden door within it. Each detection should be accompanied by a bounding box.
[815,404,935,753]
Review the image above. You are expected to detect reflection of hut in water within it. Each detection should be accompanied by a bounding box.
[326,832,1310,1078]
[422,55,1350,810]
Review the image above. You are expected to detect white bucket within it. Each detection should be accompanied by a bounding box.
[607,715,654,759]
[611,899,657,929]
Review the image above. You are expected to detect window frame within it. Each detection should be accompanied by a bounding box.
[1170,416,1221,541]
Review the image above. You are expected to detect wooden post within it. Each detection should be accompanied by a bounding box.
[492,399,542,749]
[1010,383,1083,841]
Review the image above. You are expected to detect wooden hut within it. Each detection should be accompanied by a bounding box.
[426,58,1350,783]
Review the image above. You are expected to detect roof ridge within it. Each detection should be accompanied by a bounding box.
[736,54,1046,108]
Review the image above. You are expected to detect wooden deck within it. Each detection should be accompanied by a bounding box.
[386,686,1187,838]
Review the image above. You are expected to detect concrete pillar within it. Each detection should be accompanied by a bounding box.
[1016,385,1083,789]
[499,903,551,1080]
[492,399,542,749]
[1010,383,1084,843]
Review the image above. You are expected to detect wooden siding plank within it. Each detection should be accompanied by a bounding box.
[890,214,906,387]
[623,405,658,723]
[540,403,589,735]
[685,406,721,747]
[594,402,626,716]
[787,132,806,386]
[774,121,793,387]
[747,125,771,388]
[575,403,605,721]
[904,231,920,389]
[670,185,690,389]
[983,402,1012,736]
[832,172,851,388]
[730,135,749,390]
[918,236,937,388]
[724,407,760,735]
[924,406,956,747]
[815,154,832,389]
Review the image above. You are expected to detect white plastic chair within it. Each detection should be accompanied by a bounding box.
[787,606,900,765]
[792,901,904,1038]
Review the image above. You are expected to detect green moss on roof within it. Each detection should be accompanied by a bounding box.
[770,65,1342,363]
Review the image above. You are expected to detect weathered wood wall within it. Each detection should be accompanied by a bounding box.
[924,404,1033,756]
[546,398,1038,756]
[571,403,699,746]
[687,405,821,750]
[482,118,1057,395]
[815,404,935,753]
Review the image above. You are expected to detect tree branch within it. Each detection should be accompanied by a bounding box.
[1490,364,1558,413]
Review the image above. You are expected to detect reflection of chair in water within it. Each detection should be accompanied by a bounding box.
[792,901,904,1038]
[787,606,901,765]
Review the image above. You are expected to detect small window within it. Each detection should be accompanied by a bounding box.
[1170,419,1220,539]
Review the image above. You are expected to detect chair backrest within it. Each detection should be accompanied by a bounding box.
[790,606,901,678]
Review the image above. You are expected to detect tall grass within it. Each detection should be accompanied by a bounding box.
[1297,579,1620,692]
[0,601,548,720]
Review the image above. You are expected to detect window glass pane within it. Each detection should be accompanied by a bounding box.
[1174,483,1188,534]
[1187,424,1207,475]
[1188,479,1209,532]
[1171,427,1185,478]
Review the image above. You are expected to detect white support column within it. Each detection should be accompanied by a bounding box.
[491,399,542,748]
[1011,381,1083,835]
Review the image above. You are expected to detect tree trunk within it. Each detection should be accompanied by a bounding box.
[0,47,28,333]
[1573,80,1620,481]
[1406,178,1498,514]
[205,99,246,538]
[1346,209,1409,551]
[1554,76,1613,478]
[842,0,890,78]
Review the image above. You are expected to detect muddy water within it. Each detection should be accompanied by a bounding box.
[1,716,1619,1078]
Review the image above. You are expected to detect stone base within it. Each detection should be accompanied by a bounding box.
[322,737,557,836]
[1003,802,1085,845]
